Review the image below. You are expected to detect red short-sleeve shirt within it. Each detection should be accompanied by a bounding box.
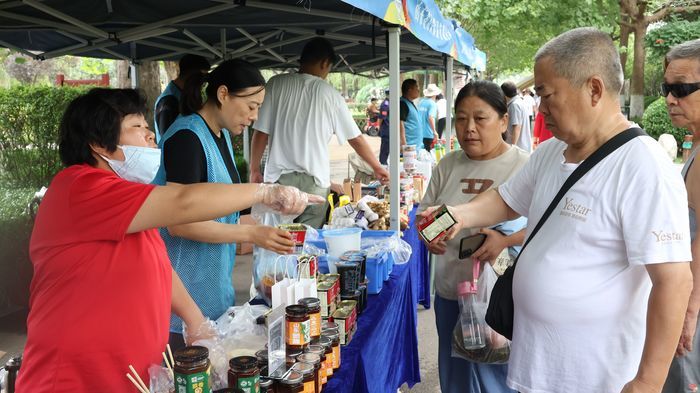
[17,164,172,392]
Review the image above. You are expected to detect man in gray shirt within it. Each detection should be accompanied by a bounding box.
[501,81,532,152]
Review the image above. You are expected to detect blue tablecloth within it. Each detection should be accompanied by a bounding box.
[324,260,421,393]
[403,205,431,309]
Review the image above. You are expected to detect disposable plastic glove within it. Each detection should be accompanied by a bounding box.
[254,183,325,215]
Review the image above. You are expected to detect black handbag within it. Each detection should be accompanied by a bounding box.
[485,127,646,340]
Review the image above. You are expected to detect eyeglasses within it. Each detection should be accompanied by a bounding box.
[661,82,700,98]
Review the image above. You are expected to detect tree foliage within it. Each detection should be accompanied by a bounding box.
[436,0,619,77]
[646,17,700,60]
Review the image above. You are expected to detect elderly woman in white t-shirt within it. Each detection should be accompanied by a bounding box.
[419,80,529,393]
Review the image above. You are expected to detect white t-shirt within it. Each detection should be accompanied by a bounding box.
[436,98,447,120]
[521,94,536,118]
[506,97,532,153]
[499,136,691,393]
[419,146,529,299]
[255,73,361,188]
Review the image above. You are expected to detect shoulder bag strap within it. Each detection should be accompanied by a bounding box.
[512,127,646,266]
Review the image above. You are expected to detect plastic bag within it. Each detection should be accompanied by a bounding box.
[451,262,510,363]
[0,368,6,392]
[190,304,270,390]
[361,231,412,264]
[148,364,173,393]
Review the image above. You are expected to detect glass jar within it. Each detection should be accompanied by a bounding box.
[320,321,339,335]
[173,346,212,393]
[297,353,321,393]
[291,362,316,393]
[260,377,275,393]
[298,297,321,343]
[228,356,260,393]
[286,348,304,367]
[255,349,268,370]
[318,337,334,378]
[277,370,304,393]
[305,345,327,386]
[286,305,310,350]
[321,331,340,370]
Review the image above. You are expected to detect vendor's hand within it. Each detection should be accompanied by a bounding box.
[183,318,218,345]
[373,166,390,185]
[620,378,661,393]
[418,205,464,242]
[256,184,325,215]
[676,311,698,357]
[330,182,345,196]
[471,228,507,264]
[252,225,295,254]
[250,168,263,184]
[426,237,448,255]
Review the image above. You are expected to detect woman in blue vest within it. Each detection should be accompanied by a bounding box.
[154,59,296,348]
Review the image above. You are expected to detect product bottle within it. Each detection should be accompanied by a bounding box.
[457,280,486,350]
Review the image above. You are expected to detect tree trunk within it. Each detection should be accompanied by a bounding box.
[136,61,161,129]
[629,10,647,120]
[163,61,178,82]
[619,17,631,72]
[115,60,131,88]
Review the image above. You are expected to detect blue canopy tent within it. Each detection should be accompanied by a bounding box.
[0,0,485,231]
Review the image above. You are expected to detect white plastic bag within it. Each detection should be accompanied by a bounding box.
[451,261,510,363]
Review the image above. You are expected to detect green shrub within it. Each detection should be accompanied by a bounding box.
[642,96,688,147]
[0,86,89,188]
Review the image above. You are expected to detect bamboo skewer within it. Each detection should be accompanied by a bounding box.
[162,351,174,376]
[166,344,175,368]
[126,373,149,393]
[128,365,150,393]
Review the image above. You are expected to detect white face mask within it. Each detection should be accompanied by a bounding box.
[100,145,161,184]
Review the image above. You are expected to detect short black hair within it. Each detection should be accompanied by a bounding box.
[500,81,518,98]
[59,88,147,167]
[402,79,418,96]
[370,98,377,102]
[300,37,337,66]
[456,80,508,118]
[178,54,211,78]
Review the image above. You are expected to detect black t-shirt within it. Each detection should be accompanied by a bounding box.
[163,114,240,185]
[155,95,180,136]
[400,99,416,122]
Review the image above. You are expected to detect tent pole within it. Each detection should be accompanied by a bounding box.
[388,26,400,233]
[445,56,454,152]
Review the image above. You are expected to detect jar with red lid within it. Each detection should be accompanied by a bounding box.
[228,356,260,393]
[286,305,310,350]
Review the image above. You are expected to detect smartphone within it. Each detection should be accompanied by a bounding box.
[459,233,487,259]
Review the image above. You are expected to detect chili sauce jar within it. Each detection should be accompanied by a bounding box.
[298,297,322,343]
[228,356,260,393]
[286,305,310,350]
[174,346,212,393]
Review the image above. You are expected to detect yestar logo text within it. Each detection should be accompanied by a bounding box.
[651,230,684,243]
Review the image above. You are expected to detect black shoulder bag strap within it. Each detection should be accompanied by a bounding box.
[485,127,646,340]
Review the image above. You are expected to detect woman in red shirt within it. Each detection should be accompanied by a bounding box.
[16,88,317,392]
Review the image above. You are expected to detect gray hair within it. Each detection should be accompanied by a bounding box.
[666,39,700,64]
[535,27,623,95]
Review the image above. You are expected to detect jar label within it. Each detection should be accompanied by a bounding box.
[175,369,211,393]
[326,357,333,377]
[235,374,260,393]
[332,345,340,369]
[303,380,315,393]
[309,311,321,337]
[286,319,310,346]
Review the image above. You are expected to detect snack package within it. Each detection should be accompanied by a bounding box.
[417,204,457,243]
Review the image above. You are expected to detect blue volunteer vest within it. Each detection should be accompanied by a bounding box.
[154,81,181,143]
[401,96,423,149]
[154,113,240,333]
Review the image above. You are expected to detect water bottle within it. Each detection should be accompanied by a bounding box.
[457,280,486,350]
